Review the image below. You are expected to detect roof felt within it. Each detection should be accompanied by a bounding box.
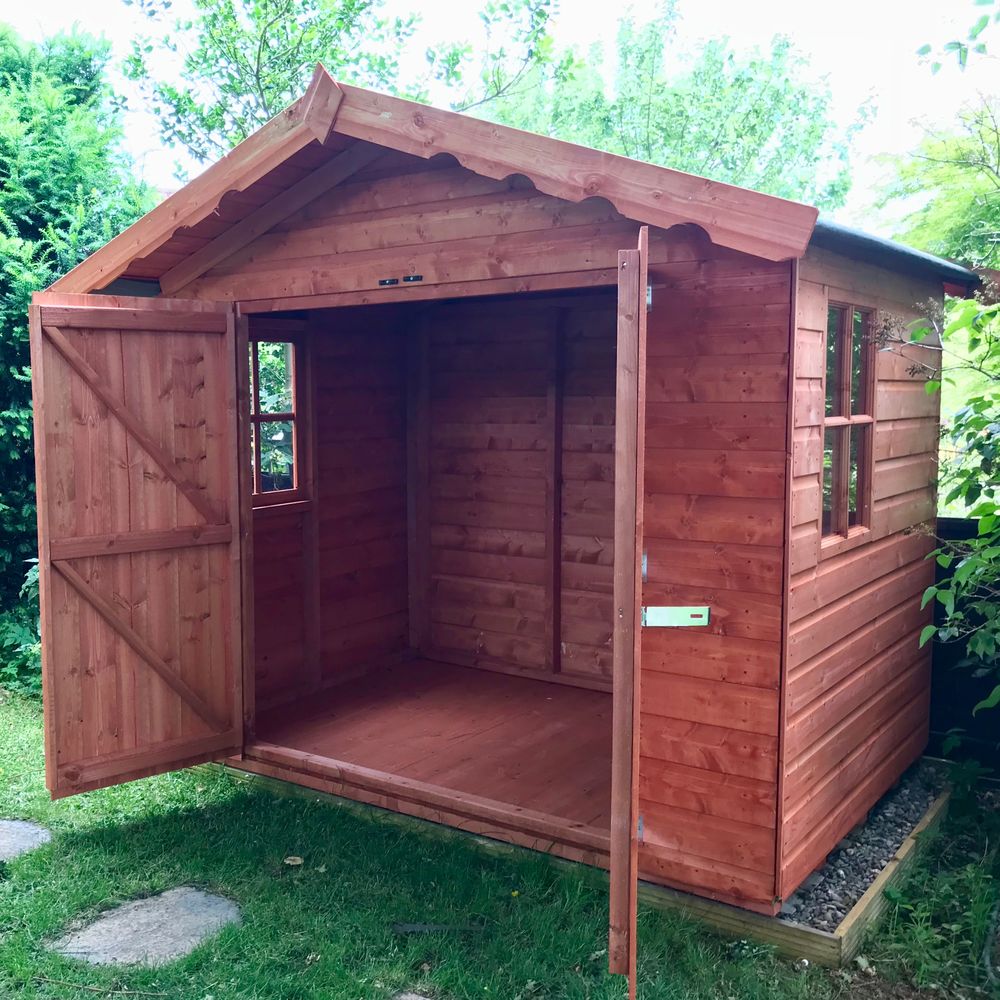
[811,218,979,290]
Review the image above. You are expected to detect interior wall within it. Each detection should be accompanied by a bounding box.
[312,307,410,683]
[419,291,618,688]
[779,248,940,897]
[251,307,409,708]
[635,249,793,913]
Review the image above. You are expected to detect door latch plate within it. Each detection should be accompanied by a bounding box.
[641,606,711,627]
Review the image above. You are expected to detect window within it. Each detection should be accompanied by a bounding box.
[250,339,302,502]
[822,304,874,539]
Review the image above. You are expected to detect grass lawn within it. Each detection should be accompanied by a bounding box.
[0,691,837,1000]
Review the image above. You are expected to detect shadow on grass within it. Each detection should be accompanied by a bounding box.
[0,709,829,999]
[6,780,831,999]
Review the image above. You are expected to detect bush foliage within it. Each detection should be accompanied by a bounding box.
[0,24,151,612]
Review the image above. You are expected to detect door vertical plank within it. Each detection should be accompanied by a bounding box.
[222,308,245,736]
[628,226,649,1000]
[28,305,58,792]
[236,308,257,739]
[609,229,646,992]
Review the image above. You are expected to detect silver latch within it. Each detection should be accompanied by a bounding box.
[637,814,644,842]
[646,285,653,311]
[641,606,711,627]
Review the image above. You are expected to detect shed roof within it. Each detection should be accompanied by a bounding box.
[811,218,979,292]
[50,64,821,295]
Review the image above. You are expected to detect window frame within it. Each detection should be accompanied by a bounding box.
[820,301,877,554]
[249,335,307,508]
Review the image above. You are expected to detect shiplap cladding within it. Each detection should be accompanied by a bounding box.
[779,246,940,896]
[635,252,792,912]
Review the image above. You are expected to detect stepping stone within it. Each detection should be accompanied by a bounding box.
[51,887,240,966]
[0,819,51,861]
[394,994,433,1000]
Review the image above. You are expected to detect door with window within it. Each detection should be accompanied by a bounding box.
[29,294,244,798]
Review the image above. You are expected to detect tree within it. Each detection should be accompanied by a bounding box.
[484,7,864,209]
[123,0,559,166]
[0,25,151,613]
[919,0,999,71]
[880,98,1000,269]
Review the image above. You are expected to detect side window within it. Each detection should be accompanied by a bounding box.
[250,339,302,503]
[822,304,874,538]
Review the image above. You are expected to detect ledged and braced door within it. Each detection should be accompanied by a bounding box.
[29,294,244,798]
[609,228,648,998]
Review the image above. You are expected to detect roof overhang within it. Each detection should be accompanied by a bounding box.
[49,65,820,295]
[810,218,980,293]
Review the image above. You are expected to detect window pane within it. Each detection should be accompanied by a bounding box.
[850,310,869,415]
[248,343,256,413]
[825,307,844,416]
[822,427,837,534]
[259,420,295,492]
[848,425,870,526]
[257,341,293,414]
[848,428,859,523]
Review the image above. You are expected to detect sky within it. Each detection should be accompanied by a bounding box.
[4,0,996,233]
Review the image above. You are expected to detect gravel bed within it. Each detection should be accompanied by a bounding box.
[778,763,946,931]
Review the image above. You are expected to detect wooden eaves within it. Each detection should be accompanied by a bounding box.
[49,64,820,296]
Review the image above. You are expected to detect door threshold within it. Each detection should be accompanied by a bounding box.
[239,740,611,863]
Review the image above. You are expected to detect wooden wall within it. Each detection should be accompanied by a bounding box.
[420,292,618,688]
[180,152,635,305]
[313,308,410,682]
[635,252,792,913]
[250,307,409,708]
[779,247,940,897]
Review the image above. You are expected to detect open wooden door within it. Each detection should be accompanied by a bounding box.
[29,293,245,799]
[608,228,648,998]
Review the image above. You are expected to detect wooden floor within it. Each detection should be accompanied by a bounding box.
[253,659,613,829]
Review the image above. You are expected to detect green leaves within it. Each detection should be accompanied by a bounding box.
[973,683,1000,715]
[0,26,151,611]
[124,0,558,164]
[486,15,858,210]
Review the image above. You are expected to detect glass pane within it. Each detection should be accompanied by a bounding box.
[249,343,256,411]
[825,307,844,416]
[848,426,868,526]
[259,420,295,492]
[850,310,868,415]
[257,341,293,414]
[822,427,837,534]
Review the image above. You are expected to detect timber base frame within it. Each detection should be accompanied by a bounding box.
[214,760,949,968]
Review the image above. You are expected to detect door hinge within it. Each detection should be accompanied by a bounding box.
[637,813,644,843]
[641,606,711,627]
[641,550,648,584]
[646,285,653,311]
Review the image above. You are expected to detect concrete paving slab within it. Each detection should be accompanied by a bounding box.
[51,887,241,966]
[0,819,51,861]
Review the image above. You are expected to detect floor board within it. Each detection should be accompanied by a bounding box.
[255,659,613,828]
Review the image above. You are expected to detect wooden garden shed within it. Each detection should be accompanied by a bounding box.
[28,65,977,992]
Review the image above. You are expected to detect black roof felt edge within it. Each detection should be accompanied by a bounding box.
[811,218,979,290]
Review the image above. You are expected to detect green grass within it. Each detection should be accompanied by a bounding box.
[871,781,1000,996]
[0,691,831,1000]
